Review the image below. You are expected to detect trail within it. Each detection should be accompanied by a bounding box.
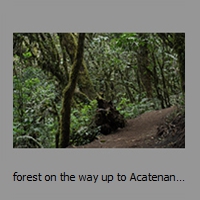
[73,106,177,148]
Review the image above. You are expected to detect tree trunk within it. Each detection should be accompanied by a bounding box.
[137,33,153,98]
[60,33,85,148]
[174,33,185,93]
[59,33,95,99]
[157,33,185,94]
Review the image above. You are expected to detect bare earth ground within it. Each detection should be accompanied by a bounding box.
[72,106,181,148]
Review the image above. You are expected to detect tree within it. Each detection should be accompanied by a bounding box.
[13,32,184,148]
[60,33,85,148]
[58,33,96,100]
[157,33,185,93]
[137,33,153,98]
[174,33,185,93]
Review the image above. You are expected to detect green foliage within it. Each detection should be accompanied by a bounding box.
[170,93,185,108]
[115,33,138,49]
[70,126,101,146]
[71,100,97,131]
[13,67,58,148]
[117,97,161,119]
[13,135,43,148]
[70,100,101,146]
[23,51,32,58]
[13,33,185,148]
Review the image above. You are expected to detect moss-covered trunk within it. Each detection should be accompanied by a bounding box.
[59,33,95,100]
[60,33,85,148]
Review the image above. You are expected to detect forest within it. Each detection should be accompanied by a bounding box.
[13,33,185,148]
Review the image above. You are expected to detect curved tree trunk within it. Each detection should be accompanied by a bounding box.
[60,33,85,148]
[59,33,96,100]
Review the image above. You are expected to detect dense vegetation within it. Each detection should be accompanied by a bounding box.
[13,33,185,148]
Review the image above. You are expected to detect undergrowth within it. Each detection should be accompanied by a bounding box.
[70,100,101,146]
[69,97,163,146]
[116,97,161,119]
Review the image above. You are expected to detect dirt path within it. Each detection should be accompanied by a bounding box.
[73,106,177,148]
